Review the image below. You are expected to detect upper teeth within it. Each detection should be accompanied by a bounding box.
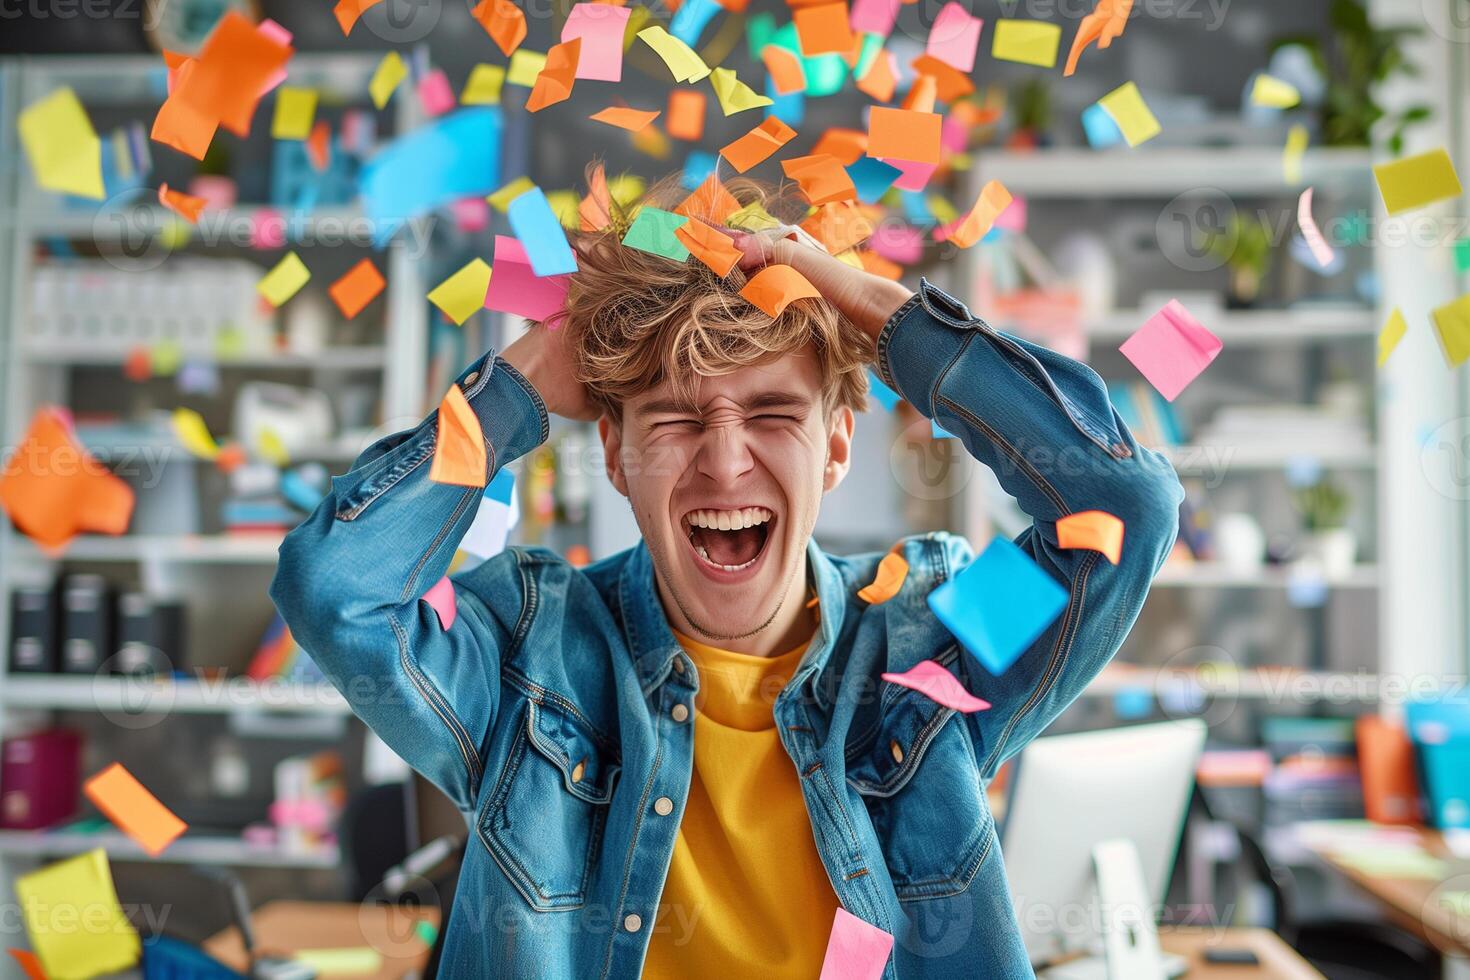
[686,507,773,531]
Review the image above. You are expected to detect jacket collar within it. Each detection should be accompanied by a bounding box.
[616,538,848,696]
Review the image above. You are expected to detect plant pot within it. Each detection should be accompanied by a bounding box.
[1303,528,1357,578]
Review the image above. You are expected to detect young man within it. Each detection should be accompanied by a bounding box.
[270,180,1182,979]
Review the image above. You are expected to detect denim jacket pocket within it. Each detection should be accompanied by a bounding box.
[847,670,995,902]
[479,698,621,911]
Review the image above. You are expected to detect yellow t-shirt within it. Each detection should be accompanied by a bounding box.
[642,630,839,978]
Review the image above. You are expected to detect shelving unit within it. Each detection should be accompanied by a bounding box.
[0,829,340,869]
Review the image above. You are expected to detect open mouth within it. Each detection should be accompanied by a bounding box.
[682,506,775,573]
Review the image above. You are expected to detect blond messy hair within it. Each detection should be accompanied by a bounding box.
[561,165,874,423]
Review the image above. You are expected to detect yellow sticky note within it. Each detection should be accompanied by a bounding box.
[18,87,104,200]
[506,49,547,88]
[631,123,671,159]
[709,67,773,115]
[258,427,290,467]
[462,63,507,105]
[1377,308,1407,368]
[1373,147,1463,216]
[926,194,958,224]
[1283,124,1309,185]
[726,200,782,231]
[1251,73,1300,109]
[637,25,712,82]
[370,51,408,109]
[150,340,183,376]
[992,19,1062,68]
[257,252,312,307]
[172,408,220,460]
[546,189,582,229]
[1097,81,1161,147]
[272,88,318,140]
[294,948,385,975]
[488,176,535,211]
[1432,294,1470,367]
[428,258,492,325]
[16,849,141,980]
[607,174,647,208]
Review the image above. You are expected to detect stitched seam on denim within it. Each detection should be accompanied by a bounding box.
[392,614,482,787]
[894,819,994,904]
[847,705,955,797]
[985,332,1118,455]
[525,702,620,802]
[397,488,478,604]
[874,292,923,393]
[600,719,664,980]
[813,764,885,929]
[500,668,619,754]
[337,438,435,521]
[982,552,1098,775]
[509,551,540,654]
[941,396,1069,516]
[494,356,552,447]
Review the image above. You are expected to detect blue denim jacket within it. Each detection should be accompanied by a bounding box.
[271,279,1182,979]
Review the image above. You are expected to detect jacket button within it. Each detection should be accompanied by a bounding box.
[624,914,642,933]
[890,740,905,764]
[654,796,674,816]
[462,371,479,387]
[672,657,685,674]
[571,759,585,783]
[671,703,690,723]
[1112,442,1132,458]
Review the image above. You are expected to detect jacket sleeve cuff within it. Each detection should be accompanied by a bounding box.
[464,354,550,473]
[874,277,981,417]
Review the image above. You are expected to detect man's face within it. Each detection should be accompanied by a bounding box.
[600,346,854,645]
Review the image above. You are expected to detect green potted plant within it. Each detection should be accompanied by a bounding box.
[1006,78,1053,151]
[1293,477,1356,577]
[1204,213,1274,308]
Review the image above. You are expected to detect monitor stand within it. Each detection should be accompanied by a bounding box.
[1038,839,1184,980]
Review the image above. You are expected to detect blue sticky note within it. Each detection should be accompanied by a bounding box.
[927,537,1069,676]
[670,0,720,46]
[931,418,956,439]
[765,77,804,127]
[682,151,717,189]
[867,369,900,411]
[487,466,515,505]
[1113,685,1154,720]
[508,186,579,276]
[360,107,502,246]
[1286,570,1329,609]
[901,189,933,226]
[1081,103,1124,149]
[847,157,902,204]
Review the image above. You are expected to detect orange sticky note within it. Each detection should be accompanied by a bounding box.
[430,385,488,487]
[901,74,937,113]
[581,162,613,231]
[1056,510,1124,564]
[856,51,897,103]
[867,107,941,164]
[527,37,580,111]
[721,116,797,172]
[7,949,46,980]
[794,2,855,55]
[908,55,975,103]
[740,264,822,317]
[474,0,529,56]
[782,154,857,206]
[0,408,134,550]
[83,763,187,857]
[591,106,660,130]
[801,201,873,254]
[858,249,903,280]
[763,45,807,95]
[666,89,706,141]
[675,172,742,224]
[675,217,742,276]
[328,259,386,319]
[333,0,385,34]
[158,183,206,223]
[306,118,331,171]
[857,551,909,604]
[947,179,1013,248]
[811,128,868,165]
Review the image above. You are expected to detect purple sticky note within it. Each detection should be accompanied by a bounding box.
[882,660,991,713]
[421,576,457,631]
[926,2,983,72]
[869,224,924,264]
[485,235,574,323]
[563,3,631,82]
[880,157,938,192]
[850,0,900,36]
[819,908,893,980]
[418,69,456,117]
[1118,300,1223,402]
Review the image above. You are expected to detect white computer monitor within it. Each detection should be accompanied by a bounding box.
[1001,719,1208,968]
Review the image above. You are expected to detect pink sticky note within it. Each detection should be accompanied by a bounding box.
[819,908,894,980]
[926,2,983,73]
[869,224,924,264]
[250,208,286,249]
[1297,187,1335,270]
[485,235,574,323]
[562,3,631,82]
[418,69,456,116]
[422,576,457,631]
[1118,300,1223,402]
[882,660,991,713]
[452,197,491,233]
[993,194,1026,233]
[880,157,938,192]
[258,19,293,95]
[941,113,969,154]
[850,0,899,36]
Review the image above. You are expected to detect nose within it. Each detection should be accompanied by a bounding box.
[691,422,755,487]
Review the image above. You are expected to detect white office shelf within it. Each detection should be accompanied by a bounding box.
[1064,308,1377,344]
[974,148,1374,197]
[1151,563,1379,589]
[23,345,388,370]
[13,534,285,563]
[2,675,351,715]
[0,829,340,868]
[1082,665,1401,703]
[16,205,371,243]
[1159,443,1377,472]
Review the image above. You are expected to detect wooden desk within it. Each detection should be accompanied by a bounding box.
[1301,827,1470,958]
[203,901,439,980]
[1158,927,1323,980]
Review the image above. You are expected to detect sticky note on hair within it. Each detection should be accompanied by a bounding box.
[1118,299,1222,401]
[818,908,893,980]
[992,19,1061,68]
[486,235,574,322]
[329,258,386,319]
[1056,510,1125,565]
[428,258,492,326]
[430,385,487,487]
[622,207,691,260]
[926,536,1068,676]
[421,576,457,631]
[1097,82,1161,147]
[675,218,741,276]
[857,551,908,604]
[882,660,991,713]
[782,154,857,206]
[720,116,797,173]
[83,763,187,856]
[256,252,311,308]
[1373,147,1463,216]
[740,264,821,317]
[675,172,741,224]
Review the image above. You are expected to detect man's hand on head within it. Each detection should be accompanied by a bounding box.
[500,320,602,423]
[727,228,913,344]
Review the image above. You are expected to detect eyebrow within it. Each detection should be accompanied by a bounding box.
[635,390,814,418]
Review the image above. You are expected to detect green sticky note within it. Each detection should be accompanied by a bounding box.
[622,207,690,260]
[415,919,439,946]
[747,12,776,60]
[1455,238,1470,274]
[1334,848,1448,880]
[852,33,884,81]
[292,948,384,974]
[770,22,847,97]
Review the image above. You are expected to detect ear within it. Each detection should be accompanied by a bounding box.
[598,413,629,497]
[822,406,855,493]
